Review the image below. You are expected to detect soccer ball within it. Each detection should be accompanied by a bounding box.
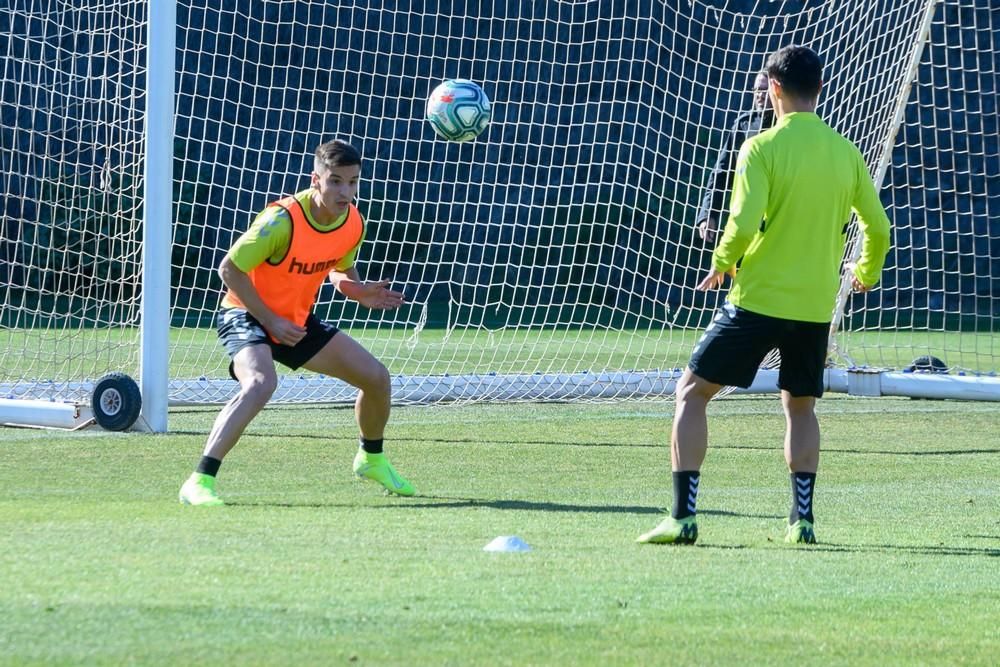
[426,79,491,142]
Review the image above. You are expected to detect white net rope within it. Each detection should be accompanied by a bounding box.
[168,0,938,404]
[831,0,999,375]
[0,0,144,402]
[2,0,994,407]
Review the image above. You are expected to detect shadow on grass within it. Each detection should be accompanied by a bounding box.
[798,542,1000,558]
[719,445,1000,457]
[168,430,1000,457]
[216,502,996,555]
[228,496,782,520]
[163,431,655,448]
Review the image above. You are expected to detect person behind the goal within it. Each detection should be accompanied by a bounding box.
[179,139,414,506]
[638,45,891,545]
[695,69,774,244]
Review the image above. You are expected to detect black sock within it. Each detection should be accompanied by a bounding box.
[790,472,816,523]
[360,437,383,454]
[195,456,222,478]
[671,471,700,520]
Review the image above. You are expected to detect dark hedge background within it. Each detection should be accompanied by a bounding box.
[1,0,996,331]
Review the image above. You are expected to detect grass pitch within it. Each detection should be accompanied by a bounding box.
[1,396,998,665]
[2,326,998,389]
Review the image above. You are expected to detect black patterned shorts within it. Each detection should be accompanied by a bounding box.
[216,308,338,378]
[688,303,829,398]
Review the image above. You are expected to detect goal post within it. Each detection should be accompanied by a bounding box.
[828,0,940,352]
[140,0,176,432]
[1,0,997,432]
[829,0,999,391]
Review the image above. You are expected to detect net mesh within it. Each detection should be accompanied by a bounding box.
[1,0,996,407]
[832,0,999,373]
[1,0,144,402]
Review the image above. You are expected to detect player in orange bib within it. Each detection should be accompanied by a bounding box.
[179,139,414,505]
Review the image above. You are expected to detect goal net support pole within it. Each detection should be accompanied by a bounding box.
[828,0,939,361]
[140,0,176,433]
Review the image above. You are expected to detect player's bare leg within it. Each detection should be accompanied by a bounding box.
[303,332,391,438]
[670,368,723,471]
[204,345,278,460]
[782,391,819,543]
[180,345,277,506]
[304,332,413,495]
[638,369,722,544]
[782,392,819,472]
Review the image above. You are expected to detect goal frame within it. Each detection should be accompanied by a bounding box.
[3,0,999,433]
[140,0,175,433]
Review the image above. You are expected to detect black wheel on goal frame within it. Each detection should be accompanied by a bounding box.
[91,372,142,431]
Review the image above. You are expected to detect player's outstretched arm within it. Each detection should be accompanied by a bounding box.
[329,267,406,310]
[850,153,892,290]
[706,140,768,282]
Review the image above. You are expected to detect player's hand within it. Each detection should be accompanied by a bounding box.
[354,279,406,310]
[845,263,873,293]
[851,275,872,293]
[265,316,307,346]
[697,217,718,243]
[695,266,736,291]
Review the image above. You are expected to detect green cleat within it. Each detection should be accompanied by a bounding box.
[179,472,225,506]
[353,450,414,496]
[785,519,817,544]
[637,515,698,545]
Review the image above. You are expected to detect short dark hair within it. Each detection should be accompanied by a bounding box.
[765,45,823,99]
[314,139,361,173]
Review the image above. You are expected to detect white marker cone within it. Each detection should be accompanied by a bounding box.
[483,535,532,552]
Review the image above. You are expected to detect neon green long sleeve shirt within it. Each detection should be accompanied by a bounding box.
[711,112,891,323]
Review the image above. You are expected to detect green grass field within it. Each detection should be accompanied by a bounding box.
[2,396,998,665]
[2,326,998,386]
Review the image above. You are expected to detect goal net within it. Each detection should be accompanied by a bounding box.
[1,1,145,410]
[2,0,997,426]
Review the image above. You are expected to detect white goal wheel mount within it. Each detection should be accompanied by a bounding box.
[91,373,142,431]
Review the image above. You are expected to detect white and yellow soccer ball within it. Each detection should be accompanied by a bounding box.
[426,79,491,142]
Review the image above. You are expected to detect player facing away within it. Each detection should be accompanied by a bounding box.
[695,69,774,244]
[179,139,414,506]
[638,45,891,545]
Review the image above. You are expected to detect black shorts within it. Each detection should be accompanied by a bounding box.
[688,303,829,398]
[216,308,338,379]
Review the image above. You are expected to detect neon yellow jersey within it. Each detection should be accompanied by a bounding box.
[712,112,891,323]
[227,189,364,273]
